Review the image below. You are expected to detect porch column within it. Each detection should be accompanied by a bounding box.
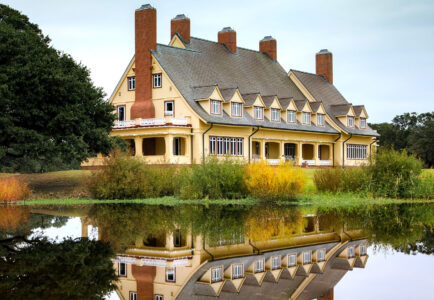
[81,218,88,238]
[261,140,266,161]
[134,137,143,157]
[297,143,303,166]
[186,135,192,161]
[164,135,173,163]
[314,143,319,166]
[280,141,284,160]
[166,231,174,251]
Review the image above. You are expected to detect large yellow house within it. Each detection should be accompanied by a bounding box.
[84,4,379,168]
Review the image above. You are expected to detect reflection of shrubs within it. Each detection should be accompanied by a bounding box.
[245,161,305,201]
[0,177,31,202]
[177,157,246,199]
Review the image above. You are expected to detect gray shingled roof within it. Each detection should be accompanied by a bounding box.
[352,105,365,117]
[219,88,237,102]
[294,99,308,111]
[152,38,339,134]
[193,85,216,100]
[241,93,260,106]
[261,95,276,108]
[291,70,379,136]
[330,104,352,116]
[310,102,323,113]
[278,97,293,110]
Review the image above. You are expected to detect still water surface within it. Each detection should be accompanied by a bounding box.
[1,203,433,299]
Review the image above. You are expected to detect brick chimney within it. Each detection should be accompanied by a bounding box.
[316,49,333,83]
[259,36,277,61]
[130,4,156,120]
[218,27,237,53]
[171,14,190,43]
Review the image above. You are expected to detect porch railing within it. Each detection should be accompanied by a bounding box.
[302,160,315,166]
[319,160,332,166]
[113,117,189,128]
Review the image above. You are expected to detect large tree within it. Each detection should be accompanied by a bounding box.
[0,4,118,172]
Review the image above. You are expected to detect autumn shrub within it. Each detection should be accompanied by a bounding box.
[176,157,246,199]
[244,161,305,201]
[0,176,31,202]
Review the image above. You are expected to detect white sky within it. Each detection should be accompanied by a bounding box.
[4,0,434,123]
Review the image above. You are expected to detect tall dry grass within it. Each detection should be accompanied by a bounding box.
[0,176,31,202]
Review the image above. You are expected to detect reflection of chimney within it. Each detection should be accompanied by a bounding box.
[130,4,156,120]
[132,265,156,300]
[318,288,334,300]
[316,49,333,83]
[218,27,237,53]
[171,14,190,43]
[259,36,277,61]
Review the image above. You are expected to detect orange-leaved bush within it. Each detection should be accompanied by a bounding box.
[244,161,305,201]
[0,176,31,202]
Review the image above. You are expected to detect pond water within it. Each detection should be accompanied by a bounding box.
[1,203,433,299]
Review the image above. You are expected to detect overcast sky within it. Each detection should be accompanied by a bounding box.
[4,0,434,123]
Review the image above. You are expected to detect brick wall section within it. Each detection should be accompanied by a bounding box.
[218,29,237,53]
[131,265,157,300]
[131,6,156,119]
[171,17,190,43]
[316,51,333,84]
[259,38,277,61]
[318,288,334,300]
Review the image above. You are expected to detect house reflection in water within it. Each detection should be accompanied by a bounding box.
[80,211,368,300]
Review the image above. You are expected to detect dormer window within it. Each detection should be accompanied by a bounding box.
[360,245,367,256]
[210,100,221,115]
[360,117,367,128]
[347,116,354,127]
[254,106,264,120]
[271,108,280,121]
[152,73,162,88]
[302,112,311,124]
[232,264,243,279]
[288,254,297,267]
[288,110,296,123]
[317,114,325,126]
[128,76,135,90]
[303,252,311,264]
[271,256,281,270]
[254,259,264,273]
[317,249,325,262]
[348,247,355,258]
[231,102,242,117]
[211,267,223,283]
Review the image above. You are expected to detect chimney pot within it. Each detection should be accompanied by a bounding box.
[171,14,190,43]
[316,49,333,83]
[259,36,277,60]
[218,27,237,53]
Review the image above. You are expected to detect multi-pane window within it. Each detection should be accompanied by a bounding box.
[254,259,264,273]
[232,264,243,279]
[302,112,311,124]
[346,144,368,159]
[119,262,127,276]
[271,108,280,121]
[317,249,325,262]
[117,106,126,121]
[317,114,325,126]
[173,137,182,156]
[209,136,243,156]
[347,116,354,127]
[288,254,297,267]
[153,73,162,88]
[155,295,163,300]
[254,106,264,119]
[211,267,223,283]
[348,247,355,258]
[360,245,367,256]
[287,110,296,123]
[231,102,242,117]
[271,256,281,270]
[303,252,311,264]
[166,268,175,282]
[165,101,174,116]
[130,292,137,300]
[360,117,367,128]
[211,100,221,114]
[127,76,135,90]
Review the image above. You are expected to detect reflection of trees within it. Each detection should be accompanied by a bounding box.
[0,236,117,299]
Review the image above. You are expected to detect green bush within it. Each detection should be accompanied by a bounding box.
[408,171,434,199]
[367,148,423,198]
[341,168,371,193]
[176,157,246,199]
[313,168,343,193]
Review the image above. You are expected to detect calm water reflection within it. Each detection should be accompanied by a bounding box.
[1,203,433,299]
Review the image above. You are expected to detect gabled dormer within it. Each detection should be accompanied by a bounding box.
[294,100,312,125]
[331,104,355,128]
[262,96,282,122]
[194,85,225,116]
[310,102,327,126]
[220,88,244,117]
[353,105,369,129]
[243,93,265,120]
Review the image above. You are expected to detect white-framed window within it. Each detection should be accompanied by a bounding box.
[155,295,163,300]
[209,137,216,155]
[166,268,175,282]
[303,252,311,264]
[348,247,355,258]
[360,245,367,256]
[231,102,242,117]
[346,144,368,159]
[209,136,243,156]
[127,76,135,90]
[254,106,264,120]
[118,262,127,276]
[129,292,137,300]
[288,254,297,267]
[347,116,354,127]
[211,266,223,283]
[173,137,182,156]
[164,101,174,116]
[302,112,311,124]
[232,264,243,279]
[254,259,264,273]
[117,105,126,121]
[317,249,325,262]
[317,114,325,126]
[271,108,280,121]
[360,117,367,128]
[287,110,296,123]
[211,100,221,114]
[153,73,162,88]
[271,256,281,270]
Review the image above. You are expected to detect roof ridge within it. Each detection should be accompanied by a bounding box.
[192,84,217,88]
[190,36,262,54]
[156,43,200,53]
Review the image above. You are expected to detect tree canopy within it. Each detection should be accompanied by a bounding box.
[0,4,119,172]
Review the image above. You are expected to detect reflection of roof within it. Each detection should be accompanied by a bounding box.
[176,240,368,299]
